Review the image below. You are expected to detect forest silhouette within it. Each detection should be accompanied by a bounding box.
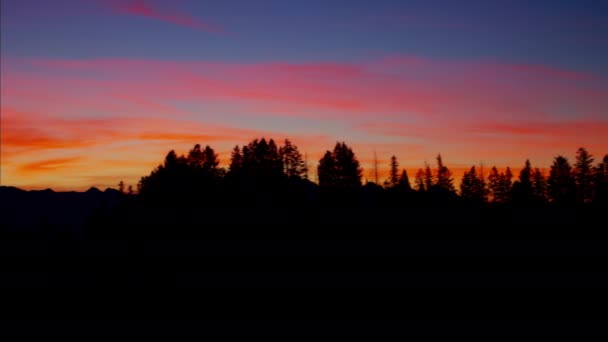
[1,138,607,240]
[2,138,608,336]
[133,139,607,207]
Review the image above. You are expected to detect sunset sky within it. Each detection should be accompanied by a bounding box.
[1,0,607,190]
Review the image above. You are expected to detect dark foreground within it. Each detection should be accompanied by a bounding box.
[1,188,607,336]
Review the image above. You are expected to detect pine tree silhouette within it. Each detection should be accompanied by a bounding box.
[280,139,307,179]
[548,156,576,205]
[415,168,425,192]
[574,147,594,203]
[434,154,455,193]
[460,165,487,203]
[387,155,400,187]
[317,142,362,188]
[398,169,412,191]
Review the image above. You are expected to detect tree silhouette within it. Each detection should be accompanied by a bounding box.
[318,151,337,187]
[548,156,576,204]
[414,168,425,192]
[202,145,220,177]
[280,139,307,179]
[574,147,594,203]
[128,185,134,195]
[424,163,433,191]
[183,144,222,194]
[129,138,603,215]
[139,149,190,200]
[241,138,284,183]
[488,167,499,201]
[460,165,487,203]
[488,166,512,203]
[387,155,399,187]
[267,139,282,175]
[317,142,362,188]
[187,144,205,169]
[398,169,412,191]
[593,154,608,204]
[501,167,513,203]
[434,154,455,193]
[513,159,534,204]
[228,145,243,175]
[532,168,547,202]
[118,180,125,194]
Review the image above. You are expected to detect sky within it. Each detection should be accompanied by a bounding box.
[1,0,607,190]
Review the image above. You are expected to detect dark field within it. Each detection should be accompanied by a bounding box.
[1,187,607,336]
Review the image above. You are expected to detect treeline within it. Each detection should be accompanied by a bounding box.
[130,138,608,207]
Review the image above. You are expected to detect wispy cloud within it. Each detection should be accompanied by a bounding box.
[108,0,225,35]
[20,55,606,120]
[2,54,607,189]
[19,157,84,174]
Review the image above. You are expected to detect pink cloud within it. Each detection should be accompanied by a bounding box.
[0,105,331,166]
[108,0,225,35]
[19,55,607,122]
[2,54,607,189]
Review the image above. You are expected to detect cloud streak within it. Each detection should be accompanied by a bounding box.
[2,54,607,189]
[18,55,607,120]
[19,157,84,174]
[0,105,333,188]
[108,0,225,35]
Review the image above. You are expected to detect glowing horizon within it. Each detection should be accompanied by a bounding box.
[1,0,607,191]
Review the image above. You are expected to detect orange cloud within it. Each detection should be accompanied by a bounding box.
[470,121,608,138]
[19,157,84,174]
[2,55,607,190]
[0,106,275,154]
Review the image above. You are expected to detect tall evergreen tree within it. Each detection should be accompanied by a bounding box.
[229,145,242,174]
[398,169,412,191]
[388,155,399,187]
[424,163,433,191]
[242,138,284,181]
[202,145,220,177]
[317,142,362,188]
[334,142,363,188]
[318,151,337,187]
[280,139,307,179]
[548,156,576,204]
[268,139,283,175]
[460,165,487,203]
[532,168,547,202]
[187,144,205,169]
[415,168,425,192]
[519,160,533,190]
[488,166,512,203]
[118,180,125,194]
[435,154,455,193]
[593,154,608,204]
[574,147,594,203]
[164,150,180,169]
[139,150,190,198]
[513,159,534,204]
[488,166,500,202]
[500,167,513,203]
